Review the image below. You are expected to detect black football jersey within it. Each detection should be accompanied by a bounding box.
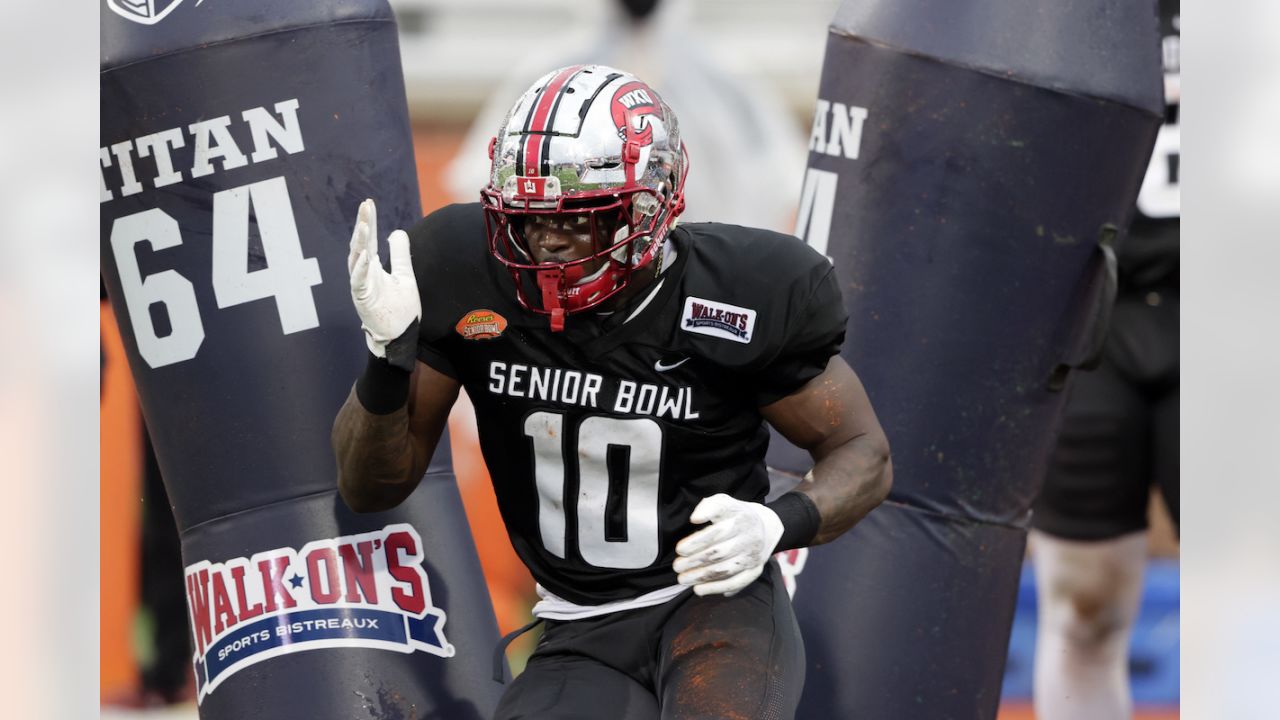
[408,203,846,605]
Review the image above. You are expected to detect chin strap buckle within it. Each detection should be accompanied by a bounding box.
[538,270,567,332]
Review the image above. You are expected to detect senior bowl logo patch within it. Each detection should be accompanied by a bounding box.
[681,297,757,344]
[456,309,508,340]
[183,524,454,704]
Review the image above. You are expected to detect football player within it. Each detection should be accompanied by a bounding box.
[1029,2,1180,718]
[333,65,892,719]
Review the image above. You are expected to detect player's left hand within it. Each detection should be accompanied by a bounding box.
[673,494,784,597]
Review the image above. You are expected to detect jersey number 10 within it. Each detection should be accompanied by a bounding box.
[524,411,663,570]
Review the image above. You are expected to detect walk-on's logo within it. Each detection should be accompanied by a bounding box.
[184,524,454,703]
[680,296,757,344]
[107,0,186,25]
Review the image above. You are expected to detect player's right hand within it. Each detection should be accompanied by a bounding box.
[674,494,785,597]
[348,198,421,372]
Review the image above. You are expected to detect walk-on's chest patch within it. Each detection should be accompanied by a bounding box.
[680,296,756,344]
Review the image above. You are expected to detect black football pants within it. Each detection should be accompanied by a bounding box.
[493,561,804,720]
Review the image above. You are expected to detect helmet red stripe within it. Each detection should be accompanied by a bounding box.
[522,65,584,177]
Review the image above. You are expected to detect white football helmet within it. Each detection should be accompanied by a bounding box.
[482,65,689,331]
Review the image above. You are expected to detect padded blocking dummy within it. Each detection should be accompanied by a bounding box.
[768,1,1164,717]
[101,2,504,717]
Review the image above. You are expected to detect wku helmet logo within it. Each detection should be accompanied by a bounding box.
[107,0,187,25]
[610,81,660,147]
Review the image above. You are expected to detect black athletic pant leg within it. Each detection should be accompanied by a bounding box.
[494,653,659,720]
[656,562,805,720]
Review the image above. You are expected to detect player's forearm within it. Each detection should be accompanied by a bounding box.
[332,385,426,513]
[794,431,892,545]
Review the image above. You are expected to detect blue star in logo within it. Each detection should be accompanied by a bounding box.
[287,573,305,589]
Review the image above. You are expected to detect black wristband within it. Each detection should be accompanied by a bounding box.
[355,351,411,414]
[766,491,822,552]
[384,318,420,373]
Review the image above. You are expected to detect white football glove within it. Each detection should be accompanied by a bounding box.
[673,493,784,597]
[348,198,421,371]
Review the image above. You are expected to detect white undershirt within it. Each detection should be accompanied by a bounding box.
[532,582,689,621]
[594,239,677,324]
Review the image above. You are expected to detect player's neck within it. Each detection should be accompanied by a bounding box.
[598,263,661,316]
[596,236,677,317]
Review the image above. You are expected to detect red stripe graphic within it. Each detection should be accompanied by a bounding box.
[522,65,584,177]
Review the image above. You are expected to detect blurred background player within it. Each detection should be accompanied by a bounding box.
[1029,2,1180,718]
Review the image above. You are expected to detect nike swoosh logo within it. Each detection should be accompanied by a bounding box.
[654,357,690,372]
